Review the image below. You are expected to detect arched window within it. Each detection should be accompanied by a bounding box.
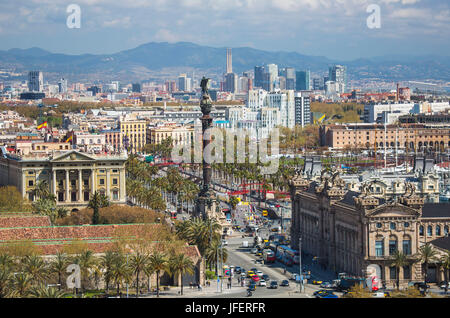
[375,235,384,257]
[444,226,449,236]
[419,225,424,236]
[389,235,398,256]
[427,225,433,236]
[436,225,441,236]
[402,235,411,255]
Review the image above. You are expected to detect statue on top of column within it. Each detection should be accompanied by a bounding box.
[200,77,213,115]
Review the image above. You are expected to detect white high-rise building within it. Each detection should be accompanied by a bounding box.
[28,71,43,92]
[265,90,295,128]
[247,89,267,110]
[58,78,68,93]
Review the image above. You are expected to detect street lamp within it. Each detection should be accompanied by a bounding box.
[299,236,303,293]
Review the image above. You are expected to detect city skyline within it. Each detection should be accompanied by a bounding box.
[0,0,448,60]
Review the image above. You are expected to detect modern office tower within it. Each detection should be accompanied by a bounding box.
[323,76,329,87]
[294,92,311,128]
[313,78,322,90]
[279,76,286,90]
[265,64,279,92]
[224,72,238,93]
[165,80,177,93]
[265,90,295,128]
[28,71,43,92]
[226,48,233,74]
[132,83,141,93]
[178,74,188,92]
[112,81,120,92]
[296,70,310,91]
[329,65,347,93]
[254,66,265,88]
[58,78,68,93]
[285,67,296,90]
[239,76,251,93]
[186,77,192,92]
[262,73,271,92]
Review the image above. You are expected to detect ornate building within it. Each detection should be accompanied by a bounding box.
[290,169,450,288]
[0,150,127,211]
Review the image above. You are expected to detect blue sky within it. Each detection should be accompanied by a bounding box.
[0,0,448,60]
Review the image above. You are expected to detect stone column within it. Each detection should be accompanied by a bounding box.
[106,169,110,199]
[78,169,83,202]
[119,168,126,202]
[52,169,57,197]
[65,170,70,202]
[91,169,96,195]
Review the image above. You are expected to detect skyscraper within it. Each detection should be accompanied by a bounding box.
[294,92,311,127]
[296,71,310,91]
[285,67,296,90]
[132,83,141,93]
[329,65,347,93]
[58,78,68,93]
[226,48,233,74]
[254,66,265,88]
[224,73,238,93]
[265,64,278,92]
[28,71,43,92]
[178,74,189,92]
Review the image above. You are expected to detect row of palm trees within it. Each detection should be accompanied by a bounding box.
[390,244,450,290]
[176,218,228,276]
[126,155,199,213]
[0,248,195,298]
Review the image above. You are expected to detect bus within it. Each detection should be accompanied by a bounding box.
[263,250,276,264]
[276,245,298,266]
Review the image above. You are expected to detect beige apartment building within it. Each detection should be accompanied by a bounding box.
[0,150,127,211]
[290,170,450,289]
[147,124,195,146]
[320,124,450,151]
[119,119,147,153]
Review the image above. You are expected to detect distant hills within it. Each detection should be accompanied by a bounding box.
[0,42,448,83]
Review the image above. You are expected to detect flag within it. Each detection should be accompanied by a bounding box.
[65,136,73,143]
[37,122,48,130]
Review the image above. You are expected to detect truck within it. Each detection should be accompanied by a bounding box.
[263,250,276,264]
[335,277,365,292]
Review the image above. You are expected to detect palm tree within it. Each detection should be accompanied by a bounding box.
[149,252,169,298]
[88,191,110,225]
[390,251,409,290]
[169,254,194,296]
[29,283,66,298]
[100,250,117,295]
[143,262,155,294]
[418,244,439,287]
[441,251,450,292]
[0,266,13,298]
[72,250,98,292]
[21,254,48,286]
[205,239,228,275]
[49,252,69,290]
[130,252,149,297]
[110,252,132,297]
[11,272,33,297]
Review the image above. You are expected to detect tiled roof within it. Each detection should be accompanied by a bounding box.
[430,236,450,252]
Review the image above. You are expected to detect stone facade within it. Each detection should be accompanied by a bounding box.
[290,169,450,289]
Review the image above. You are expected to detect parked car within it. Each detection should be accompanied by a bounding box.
[439,281,450,289]
[314,290,338,298]
[259,280,267,287]
[280,280,290,287]
[408,282,430,290]
[320,293,339,298]
[268,281,278,289]
[320,281,333,289]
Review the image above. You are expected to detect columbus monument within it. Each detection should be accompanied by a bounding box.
[195,77,228,230]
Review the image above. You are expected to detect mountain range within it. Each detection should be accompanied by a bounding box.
[0,42,448,83]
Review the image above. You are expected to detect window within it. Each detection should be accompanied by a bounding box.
[389,238,398,256]
[436,225,441,236]
[403,239,411,255]
[83,179,89,186]
[427,225,433,236]
[112,178,118,185]
[71,180,76,186]
[403,266,411,280]
[100,179,105,185]
[113,191,119,200]
[419,226,424,236]
[390,267,397,280]
[376,223,382,229]
[375,239,384,257]
[71,192,77,202]
[445,226,449,236]
[390,222,396,230]
[404,222,410,228]
[28,180,34,187]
